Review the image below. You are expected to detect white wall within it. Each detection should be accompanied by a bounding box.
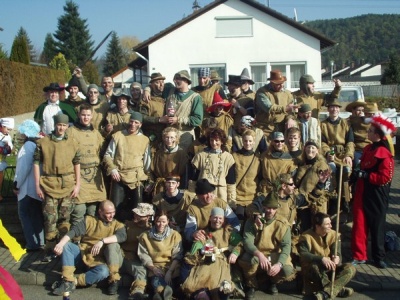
[147,0,322,85]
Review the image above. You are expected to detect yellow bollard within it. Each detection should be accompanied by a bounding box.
[0,219,26,262]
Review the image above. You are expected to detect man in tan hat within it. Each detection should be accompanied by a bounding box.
[192,67,227,117]
[103,112,151,222]
[240,68,256,100]
[34,82,77,135]
[320,99,354,211]
[210,70,223,85]
[346,100,370,166]
[33,113,81,261]
[238,192,295,298]
[158,70,204,151]
[140,73,167,151]
[292,75,341,120]
[122,203,154,299]
[255,70,295,139]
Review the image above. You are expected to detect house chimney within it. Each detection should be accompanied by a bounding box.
[192,0,200,11]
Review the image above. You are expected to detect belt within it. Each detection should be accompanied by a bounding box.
[43,172,74,188]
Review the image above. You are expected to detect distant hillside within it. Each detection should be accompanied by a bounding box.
[304,14,400,69]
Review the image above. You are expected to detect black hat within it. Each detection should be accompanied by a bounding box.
[224,75,242,86]
[43,82,65,92]
[67,76,81,91]
[195,179,215,195]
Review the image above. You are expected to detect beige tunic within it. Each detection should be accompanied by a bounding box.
[80,216,125,267]
[232,152,260,206]
[66,126,106,204]
[35,134,80,198]
[122,220,151,261]
[103,132,150,189]
[192,150,235,201]
[152,190,196,231]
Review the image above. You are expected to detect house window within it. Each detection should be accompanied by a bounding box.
[251,62,306,90]
[190,65,226,87]
[215,17,253,37]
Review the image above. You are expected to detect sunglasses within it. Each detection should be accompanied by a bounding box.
[274,140,285,143]
[286,182,295,186]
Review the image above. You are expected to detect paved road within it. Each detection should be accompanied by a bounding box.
[19,284,400,300]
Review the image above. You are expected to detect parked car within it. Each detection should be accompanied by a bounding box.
[316,86,365,120]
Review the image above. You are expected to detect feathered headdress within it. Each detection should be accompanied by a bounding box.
[369,114,396,135]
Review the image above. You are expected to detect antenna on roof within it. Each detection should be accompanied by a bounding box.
[192,0,201,11]
[294,8,298,21]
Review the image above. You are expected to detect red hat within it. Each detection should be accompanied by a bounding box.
[206,92,231,113]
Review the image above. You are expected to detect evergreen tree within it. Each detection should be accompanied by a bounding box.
[82,61,100,85]
[381,53,400,85]
[53,0,94,66]
[41,33,58,64]
[102,31,126,76]
[0,44,7,59]
[16,27,36,62]
[9,35,30,64]
[49,52,71,80]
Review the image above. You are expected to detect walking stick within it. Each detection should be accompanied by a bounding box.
[330,164,343,298]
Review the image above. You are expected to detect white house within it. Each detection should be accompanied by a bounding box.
[129,0,336,90]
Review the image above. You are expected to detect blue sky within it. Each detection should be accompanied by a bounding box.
[1,0,399,58]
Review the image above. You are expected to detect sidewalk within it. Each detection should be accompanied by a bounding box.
[1,160,400,292]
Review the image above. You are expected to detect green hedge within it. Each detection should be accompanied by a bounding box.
[0,60,66,117]
[366,97,400,111]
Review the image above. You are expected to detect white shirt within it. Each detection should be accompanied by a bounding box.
[42,100,62,135]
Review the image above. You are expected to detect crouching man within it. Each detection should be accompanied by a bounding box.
[51,200,127,296]
[238,192,296,299]
[298,212,356,299]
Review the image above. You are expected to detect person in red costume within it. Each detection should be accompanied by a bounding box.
[351,114,396,269]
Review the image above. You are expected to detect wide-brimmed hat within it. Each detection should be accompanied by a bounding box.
[132,203,155,217]
[149,72,166,83]
[364,102,380,114]
[326,98,342,108]
[210,70,222,81]
[345,100,366,112]
[43,82,65,92]
[206,92,231,113]
[112,88,132,101]
[262,192,279,208]
[195,179,215,195]
[224,75,242,86]
[174,70,192,84]
[268,70,287,84]
[240,68,254,84]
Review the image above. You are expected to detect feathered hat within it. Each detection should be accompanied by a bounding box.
[368,114,396,135]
